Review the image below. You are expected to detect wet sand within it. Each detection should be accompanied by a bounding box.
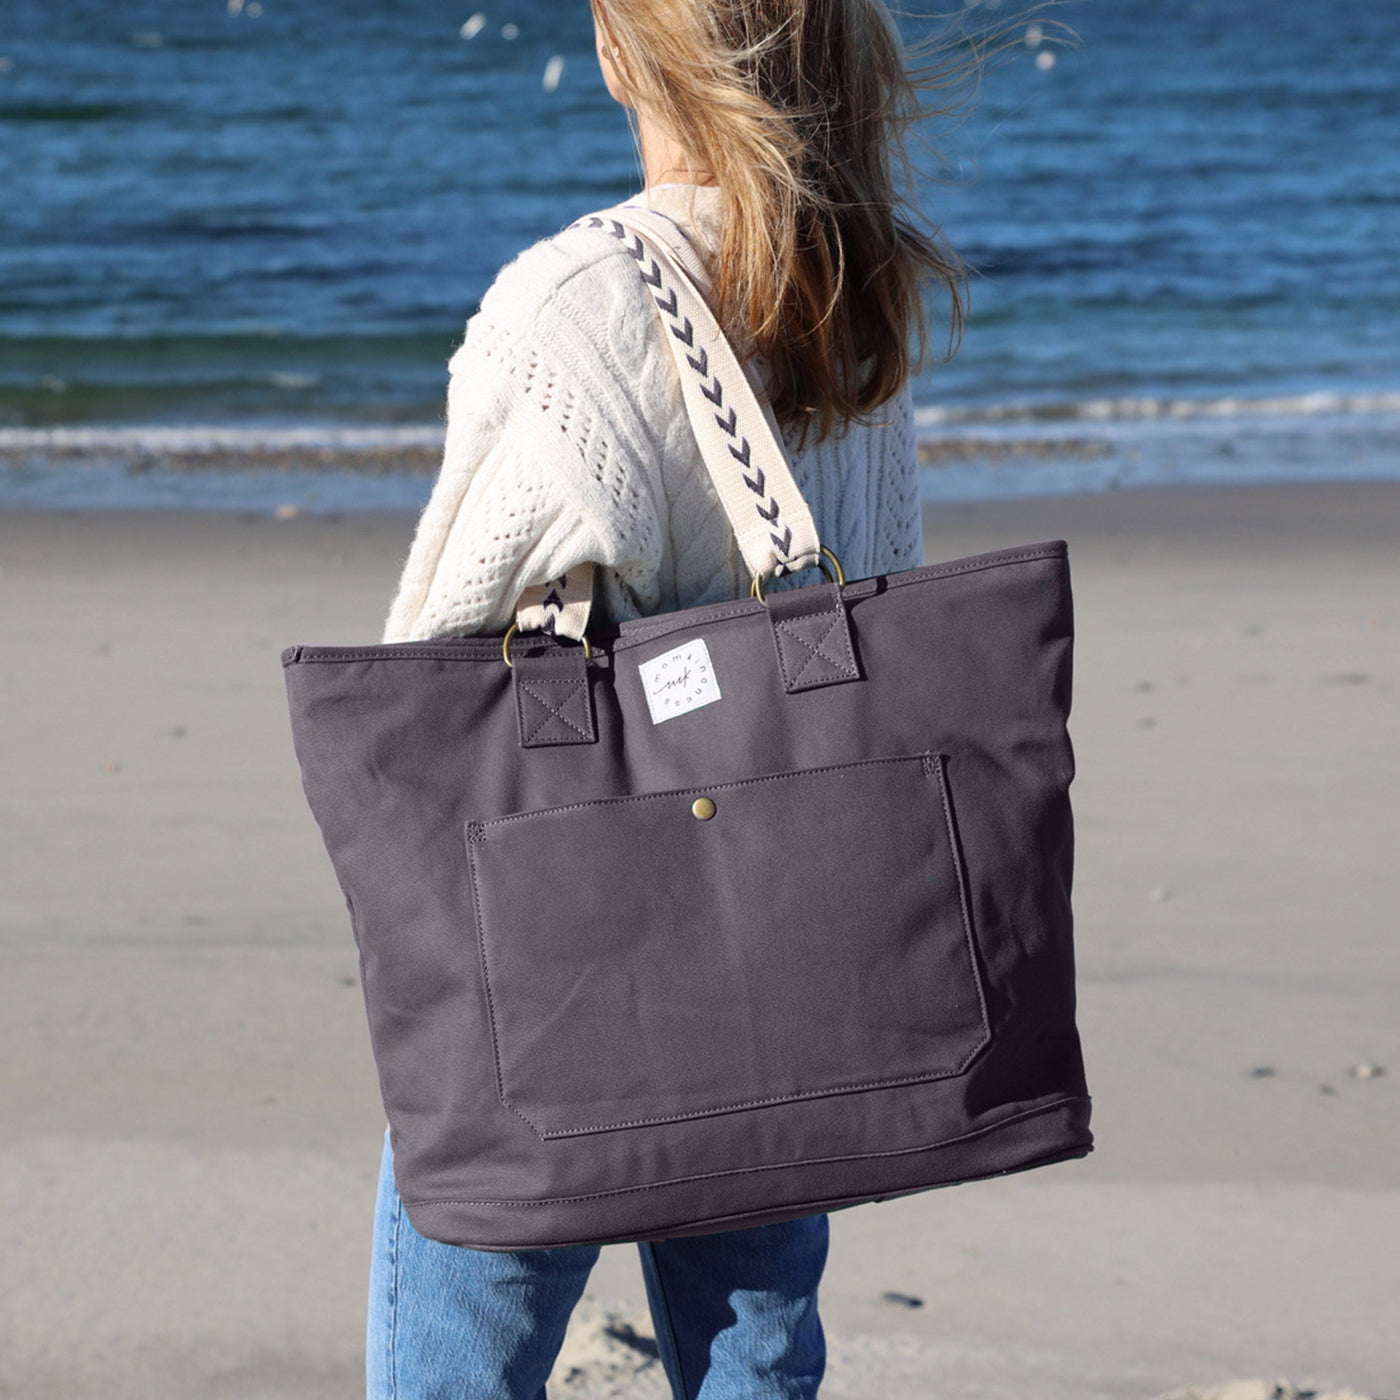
[1,482,1396,1399]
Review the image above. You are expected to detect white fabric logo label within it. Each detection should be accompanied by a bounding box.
[638,638,721,724]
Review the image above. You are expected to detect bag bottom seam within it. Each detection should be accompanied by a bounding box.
[404,1095,1092,1210]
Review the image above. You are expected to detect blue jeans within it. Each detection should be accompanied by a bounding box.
[367,1132,828,1399]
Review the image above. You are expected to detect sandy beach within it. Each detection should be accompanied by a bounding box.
[1,482,1396,1400]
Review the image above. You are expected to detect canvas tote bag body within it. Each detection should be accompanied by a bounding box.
[282,207,1092,1250]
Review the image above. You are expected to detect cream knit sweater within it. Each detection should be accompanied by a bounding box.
[381,186,924,645]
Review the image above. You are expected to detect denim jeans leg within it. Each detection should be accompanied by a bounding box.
[637,1214,829,1400]
[366,1131,600,1400]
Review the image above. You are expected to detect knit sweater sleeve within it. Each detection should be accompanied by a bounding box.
[379,236,665,644]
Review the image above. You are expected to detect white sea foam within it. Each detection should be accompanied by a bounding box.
[2,405,1398,511]
[0,424,447,454]
[6,389,1399,462]
[915,390,1400,430]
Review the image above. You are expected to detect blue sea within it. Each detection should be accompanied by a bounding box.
[2,0,1398,508]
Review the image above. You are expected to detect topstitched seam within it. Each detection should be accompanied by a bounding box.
[519,679,591,741]
[405,1097,1093,1209]
[463,839,542,1136]
[282,545,1069,665]
[774,612,858,685]
[472,750,937,828]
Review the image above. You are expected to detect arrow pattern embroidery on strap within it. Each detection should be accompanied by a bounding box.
[572,214,799,576]
[538,571,568,633]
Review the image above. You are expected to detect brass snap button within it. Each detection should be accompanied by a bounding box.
[691,797,716,820]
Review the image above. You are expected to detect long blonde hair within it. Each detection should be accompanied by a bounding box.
[591,0,969,443]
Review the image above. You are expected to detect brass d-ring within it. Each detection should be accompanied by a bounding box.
[749,545,846,603]
[502,622,593,668]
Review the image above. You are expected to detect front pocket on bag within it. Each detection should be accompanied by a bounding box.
[464,752,989,1139]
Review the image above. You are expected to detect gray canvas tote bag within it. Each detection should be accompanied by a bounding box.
[282,208,1092,1250]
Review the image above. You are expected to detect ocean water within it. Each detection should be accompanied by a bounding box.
[1,0,1398,506]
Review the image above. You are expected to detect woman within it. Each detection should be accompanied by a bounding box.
[372,1,965,1394]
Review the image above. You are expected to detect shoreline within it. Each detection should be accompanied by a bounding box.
[1,472,1396,529]
[2,408,1399,512]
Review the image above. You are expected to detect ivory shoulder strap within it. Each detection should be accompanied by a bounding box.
[511,205,824,644]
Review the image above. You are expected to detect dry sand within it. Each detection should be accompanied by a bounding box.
[1,482,1396,1399]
